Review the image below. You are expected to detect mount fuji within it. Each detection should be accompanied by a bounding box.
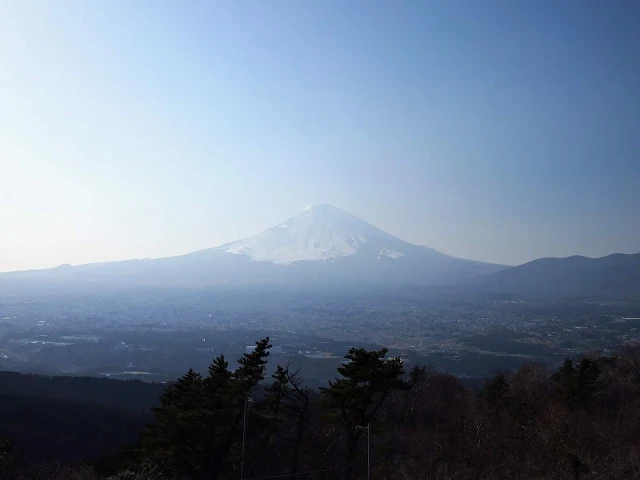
[221,204,415,264]
[0,205,506,292]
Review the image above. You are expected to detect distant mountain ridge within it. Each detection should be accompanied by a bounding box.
[481,252,640,297]
[1,205,637,298]
[0,204,506,292]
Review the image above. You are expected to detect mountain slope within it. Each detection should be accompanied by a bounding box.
[481,252,640,297]
[187,204,506,285]
[0,205,506,292]
[221,204,408,264]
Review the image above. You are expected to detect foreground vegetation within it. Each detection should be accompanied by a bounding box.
[2,340,640,479]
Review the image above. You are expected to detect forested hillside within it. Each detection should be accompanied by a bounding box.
[0,372,165,413]
[2,340,640,479]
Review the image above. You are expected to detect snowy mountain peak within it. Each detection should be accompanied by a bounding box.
[304,203,341,212]
[0,205,507,290]
[221,205,411,264]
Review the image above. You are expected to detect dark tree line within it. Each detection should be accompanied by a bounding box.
[120,343,640,480]
[128,338,407,480]
[2,343,640,480]
[0,371,165,414]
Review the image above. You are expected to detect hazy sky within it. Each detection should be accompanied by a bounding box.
[1,1,639,271]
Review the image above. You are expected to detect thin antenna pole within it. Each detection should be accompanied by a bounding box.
[367,423,370,480]
[356,424,371,480]
[241,395,249,480]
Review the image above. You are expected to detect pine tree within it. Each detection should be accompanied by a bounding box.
[553,358,577,409]
[483,373,510,411]
[138,339,272,479]
[321,347,407,480]
[235,338,272,393]
[553,358,602,409]
[259,365,290,435]
[574,358,602,406]
[253,364,313,476]
[251,365,292,474]
[211,338,272,478]
[140,368,205,477]
[202,354,235,478]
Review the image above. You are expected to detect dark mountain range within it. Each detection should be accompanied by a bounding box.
[480,252,640,298]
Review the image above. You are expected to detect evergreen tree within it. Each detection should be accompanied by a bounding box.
[574,358,602,406]
[255,364,312,476]
[553,357,602,409]
[250,365,292,474]
[235,338,272,393]
[202,354,235,478]
[258,365,291,436]
[321,347,407,480]
[207,338,272,479]
[140,368,205,477]
[138,339,272,479]
[553,358,577,409]
[482,372,510,411]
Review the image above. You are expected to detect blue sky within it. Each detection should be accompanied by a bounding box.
[1,0,638,271]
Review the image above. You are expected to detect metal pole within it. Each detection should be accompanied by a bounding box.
[356,424,371,480]
[367,423,370,480]
[241,395,248,480]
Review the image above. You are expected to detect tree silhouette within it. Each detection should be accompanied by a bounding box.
[321,347,407,480]
[139,339,272,479]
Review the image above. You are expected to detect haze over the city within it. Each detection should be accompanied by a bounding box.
[1,1,639,272]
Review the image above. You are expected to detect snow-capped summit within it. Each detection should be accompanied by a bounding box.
[0,204,507,291]
[222,204,409,264]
